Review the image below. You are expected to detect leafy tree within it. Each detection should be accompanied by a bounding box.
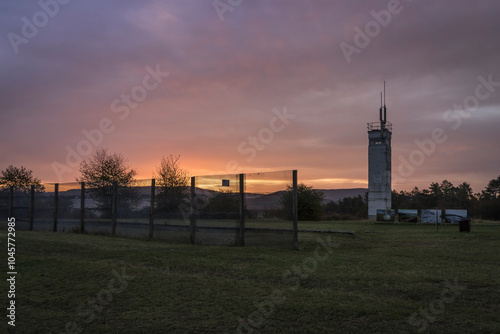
[426,180,475,209]
[324,194,367,220]
[481,175,500,200]
[154,155,189,214]
[428,182,443,207]
[0,165,45,192]
[281,184,324,221]
[392,188,429,210]
[196,190,255,220]
[479,175,500,220]
[76,148,138,214]
[391,177,500,220]
[0,165,45,211]
[199,190,239,219]
[440,180,455,198]
[455,182,476,209]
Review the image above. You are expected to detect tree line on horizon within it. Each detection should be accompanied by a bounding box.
[391,179,500,220]
[287,178,500,221]
[0,148,190,219]
[1,148,499,220]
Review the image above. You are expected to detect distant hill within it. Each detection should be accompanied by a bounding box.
[55,186,368,210]
[245,191,285,210]
[244,188,368,210]
[317,188,368,203]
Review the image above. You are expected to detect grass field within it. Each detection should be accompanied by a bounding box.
[1,221,500,333]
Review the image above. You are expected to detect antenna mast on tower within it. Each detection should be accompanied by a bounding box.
[367,80,392,220]
[383,81,387,125]
[379,81,387,136]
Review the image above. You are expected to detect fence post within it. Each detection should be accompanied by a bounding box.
[436,208,439,231]
[53,183,59,232]
[292,170,298,250]
[29,185,35,231]
[238,173,245,247]
[149,179,155,238]
[80,182,85,233]
[8,186,13,218]
[111,181,117,236]
[190,177,196,244]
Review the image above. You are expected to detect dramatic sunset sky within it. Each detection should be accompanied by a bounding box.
[1,0,499,192]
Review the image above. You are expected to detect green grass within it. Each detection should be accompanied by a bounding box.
[1,221,500,333]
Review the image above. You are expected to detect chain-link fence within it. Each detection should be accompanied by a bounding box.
[0,170,298,248]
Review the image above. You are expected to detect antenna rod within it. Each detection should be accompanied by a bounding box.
[383,81,386,106]
[379,94,382,123]
[383,81,387,123]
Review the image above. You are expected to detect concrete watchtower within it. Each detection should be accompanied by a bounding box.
[367,83,392,220]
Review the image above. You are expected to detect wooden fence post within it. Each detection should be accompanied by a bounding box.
[53,183,59,232]
[8,186,13,218]
[149,179,155,238]
[238,173,245,247]
[292,170,298,250]
[80,182,85,233]
[190,177,197,244]
[29,185,35,231]
[111,181,117,236]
